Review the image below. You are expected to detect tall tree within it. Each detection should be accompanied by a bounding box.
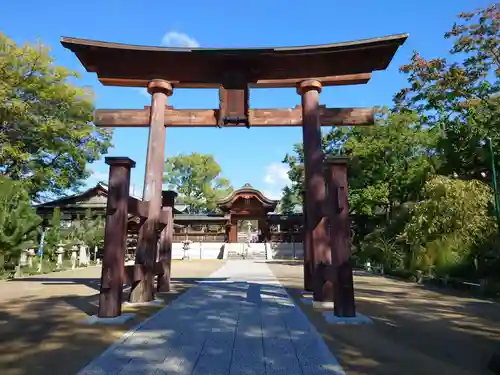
[395,4,500,180]
[163,152,232,212]
[279,186,300,214]
[0,176,41,268]
[0,33,112,201]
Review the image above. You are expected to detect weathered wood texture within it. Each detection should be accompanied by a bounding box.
[98,157,135,318]
[218,86,249,126]
[325,156,356,317]
[128,196,170,225]
[95,106,374,127]
[158,190,177,293]
[97,73,371,88]
[129,80,171,303]
[298,81,332,304]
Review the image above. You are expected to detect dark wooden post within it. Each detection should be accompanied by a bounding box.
[158,190,177,292]
[130,79,172,303]
[297,80,333,304]
[98,157,135,318]
[325,155,356,317]
[229,217,238,243]
[258,218,270,242]
[301,189,313,291]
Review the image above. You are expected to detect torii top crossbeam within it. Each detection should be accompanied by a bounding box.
[61,34,408,89]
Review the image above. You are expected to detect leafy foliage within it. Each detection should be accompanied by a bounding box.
[401,176,496,274]
[395,4,500,181]
[76,209,105,249]
[279,186,300,214]
[163,153,233,212]
[0,176,41,267]
[0,32,112,201]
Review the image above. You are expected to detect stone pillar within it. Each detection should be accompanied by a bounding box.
[130,79,172,303]
[98,157,135,318]
[71,245,78,270]
[27,249,35,268]
[297,80,332,304]
[158,190,177,292]
[325,156,356,317]
[79,244,88,266]
[20,249,28,266]
[56,245,65,269]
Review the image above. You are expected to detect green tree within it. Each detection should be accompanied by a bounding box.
[78,209,105,250]
[395,4,500,181]
[0,33,112,201]
[43,207,63,262]
[279,186,300,214]
[0,176,41,268]
[401,176,496,276]
[163,152,233,212]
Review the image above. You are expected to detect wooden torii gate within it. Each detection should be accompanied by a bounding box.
[61,33,407,318]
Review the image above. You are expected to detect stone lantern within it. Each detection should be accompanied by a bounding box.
[182,240,192,260]
[27,249,36,268]
[79,243,88,266]
[71,245,78,270]
[56,244,65,269]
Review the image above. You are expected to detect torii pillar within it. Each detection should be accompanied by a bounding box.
[297,80,334,306]
[325,156,356,317]
[157,190,178,292]
[129,79,172,303]
[98,157,135,318]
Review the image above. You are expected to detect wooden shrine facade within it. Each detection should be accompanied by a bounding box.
[61,32,407,318]
[35,182,303,245]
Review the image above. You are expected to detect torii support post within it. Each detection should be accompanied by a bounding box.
[301,189,313,291]
[325,156,356,317]
[98,157,136,318]
[157,190,178,292]
[297,80,333,306]
[129,79,173,303]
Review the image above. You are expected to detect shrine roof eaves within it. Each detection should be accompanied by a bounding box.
[60,33,408,89]
[217,185,279,209]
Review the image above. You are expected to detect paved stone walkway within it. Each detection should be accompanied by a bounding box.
[79,260,345,375]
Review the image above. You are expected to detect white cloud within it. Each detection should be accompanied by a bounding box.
[264,162,290,186]
[262,189,284,201]
[161,31,199,48]
[88,169,108,183]
[261,162,291,201]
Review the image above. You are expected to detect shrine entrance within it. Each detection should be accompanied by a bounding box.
[217,183,277,243]
[236,220,259,243]
[60,33,407,319]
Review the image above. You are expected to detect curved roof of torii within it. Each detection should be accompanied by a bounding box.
[217,184,279,211]
[60,34,408,89]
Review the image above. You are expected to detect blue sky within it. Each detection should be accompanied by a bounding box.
[1,0,492,200]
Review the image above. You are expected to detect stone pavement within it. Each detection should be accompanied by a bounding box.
[79,260,345,375]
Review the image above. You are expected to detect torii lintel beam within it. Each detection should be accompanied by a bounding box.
[95,106,375,128]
